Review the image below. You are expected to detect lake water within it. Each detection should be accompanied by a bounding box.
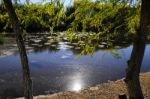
[0,39,150,98]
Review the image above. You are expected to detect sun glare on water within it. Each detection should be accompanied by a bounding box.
[72,83,82,92]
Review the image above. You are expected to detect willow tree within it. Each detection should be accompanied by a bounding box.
[125,0,150,98]
[3,0,33,99]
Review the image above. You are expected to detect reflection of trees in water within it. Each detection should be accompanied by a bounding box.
[69,41,131,56]
[1,88,23,99]
[48,46,59,53]
[32,45,60,53]
[24,29,133,53]
[25,32,132,55]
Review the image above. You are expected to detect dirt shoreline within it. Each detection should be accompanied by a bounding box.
[17,72,150,99]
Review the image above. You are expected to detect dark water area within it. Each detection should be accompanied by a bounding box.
[0,38,150,98]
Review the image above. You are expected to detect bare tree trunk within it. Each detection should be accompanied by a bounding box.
[125,33,145,99]
[3,0,33,99]
[125,0,150,99]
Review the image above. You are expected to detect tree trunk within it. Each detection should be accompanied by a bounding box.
[3,0,33,99]
[125,34,146,99]
[125,0,150,99]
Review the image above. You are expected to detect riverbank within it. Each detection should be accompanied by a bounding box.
[18,72,150,99]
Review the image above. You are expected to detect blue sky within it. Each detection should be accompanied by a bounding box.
[0,0,72,6]
[20,0,72,6]
[0,0,138,6]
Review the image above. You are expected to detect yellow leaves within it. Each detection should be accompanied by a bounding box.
[81,44,96,55]
[47,5,55,16]
[127,7,140,34]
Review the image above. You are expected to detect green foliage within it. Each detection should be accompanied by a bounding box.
[67,1,139,42]
[0,4,11,32]
[0,1,66,32]
[0,0,140,42]
[63,31,78,42]
[16,4,53,32]
[127,6,140,34]
[0,33,4,44]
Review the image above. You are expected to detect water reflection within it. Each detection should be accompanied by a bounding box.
[72,81,82,92]
[0,36,150,98]
[68,72,85,92]
[24,33,131,56]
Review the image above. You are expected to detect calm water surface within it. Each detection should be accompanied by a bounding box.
[0,41,150,98]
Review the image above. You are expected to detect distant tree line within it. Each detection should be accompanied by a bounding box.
[0,0,140,34]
